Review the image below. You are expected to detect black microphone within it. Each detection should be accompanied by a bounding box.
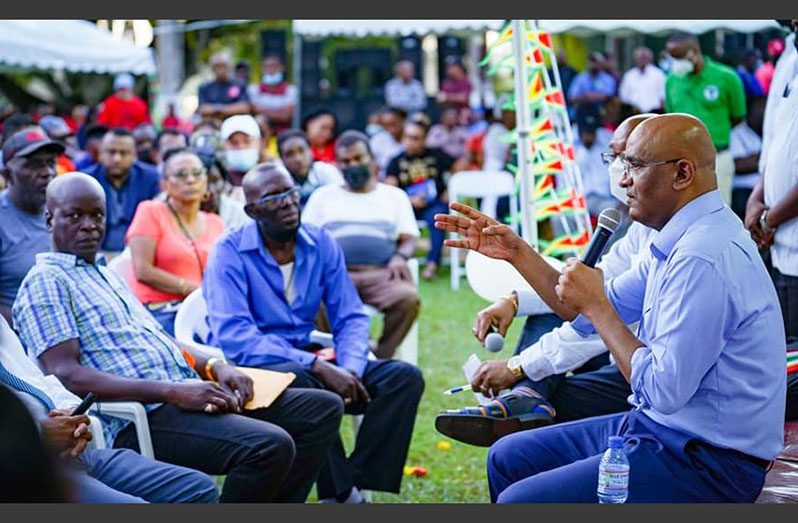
[581,209,622,268]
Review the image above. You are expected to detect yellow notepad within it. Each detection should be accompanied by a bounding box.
[236,367,296,410]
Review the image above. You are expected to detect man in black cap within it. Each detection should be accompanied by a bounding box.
[0,128,64,322]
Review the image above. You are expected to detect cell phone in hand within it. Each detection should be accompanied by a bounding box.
[71,392,97,416]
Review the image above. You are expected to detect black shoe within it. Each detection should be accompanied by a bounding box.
[435,388,556,447]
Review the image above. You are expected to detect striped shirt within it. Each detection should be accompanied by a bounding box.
[12,252,198,444]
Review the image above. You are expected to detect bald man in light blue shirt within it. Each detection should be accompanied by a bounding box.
[439,113,785,502]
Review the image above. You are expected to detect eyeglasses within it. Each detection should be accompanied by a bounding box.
[618,154,682,173]
[600,151,618,166]
[171,168,207,180]
[254,186,300,210]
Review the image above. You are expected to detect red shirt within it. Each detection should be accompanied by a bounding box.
[97,94,151,130]
[311,143,336,163]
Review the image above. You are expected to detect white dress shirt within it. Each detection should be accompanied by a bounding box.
[761,33,798,277]
[619,64,666,113]
[0,315,81,418]
[516,222,655,380]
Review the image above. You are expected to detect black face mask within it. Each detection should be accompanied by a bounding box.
[342,164,371,190]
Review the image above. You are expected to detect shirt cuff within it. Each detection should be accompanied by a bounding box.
[518,345,555,382]
[570,314,595,337]
[515,288,554,317]
[629,346,652,407]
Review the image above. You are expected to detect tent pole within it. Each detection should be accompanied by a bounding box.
[293,32,303,128]
[511,19,536,249]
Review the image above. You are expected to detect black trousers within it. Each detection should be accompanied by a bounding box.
[773,268,798,341]
[266,359,424,498]
[114,388,343,503]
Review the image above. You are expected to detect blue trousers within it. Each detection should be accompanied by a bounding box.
[148,308,177,336]
[417,199,449,264]
[487,410,768,503]
[76,448,218,503]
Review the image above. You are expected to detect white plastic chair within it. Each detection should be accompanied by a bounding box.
[360,257,419,366]
[446,170,519,291]
[106,247,132,281]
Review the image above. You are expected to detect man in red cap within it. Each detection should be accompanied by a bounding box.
[0,128,64,322]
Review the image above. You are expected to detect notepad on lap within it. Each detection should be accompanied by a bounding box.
[236,367,296,410]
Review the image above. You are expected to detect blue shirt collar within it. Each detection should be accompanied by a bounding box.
[650,190,724,260]
[36,252,107,268]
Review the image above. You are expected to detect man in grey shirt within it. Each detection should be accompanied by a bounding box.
[0,129,63,322]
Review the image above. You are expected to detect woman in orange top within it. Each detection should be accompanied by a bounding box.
[126,148,225,335]
[302,109,337,163]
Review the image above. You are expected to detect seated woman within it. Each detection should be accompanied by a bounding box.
[302,109,338,163]
[126,149,225,334]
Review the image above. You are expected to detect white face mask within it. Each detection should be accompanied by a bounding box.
[225,148,259,172]
[262,72,283,86]
[670,57,695,77]
[608,157,628,204]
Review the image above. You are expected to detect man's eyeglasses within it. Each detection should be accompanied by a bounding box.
[618,154,682,173]
[171,168,207,180]
[600,151,618,165]
[253,186,300,210]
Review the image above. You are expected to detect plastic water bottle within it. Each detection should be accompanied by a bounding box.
[597,436,629,504]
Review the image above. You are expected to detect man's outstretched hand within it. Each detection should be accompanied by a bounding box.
[434,202,526,262]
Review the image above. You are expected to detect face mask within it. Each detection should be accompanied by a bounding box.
[225,148,259,173]
[608,157,628,205]
[365,123,383,137]
[342,165,371,190]
[262,72,283,86]
[670,57,694,77]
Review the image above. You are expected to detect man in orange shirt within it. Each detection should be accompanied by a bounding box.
[96,73,151,131]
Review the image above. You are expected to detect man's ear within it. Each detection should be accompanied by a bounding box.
[672,159,695,192]
[243,203,257,220]
[45,208,54,232]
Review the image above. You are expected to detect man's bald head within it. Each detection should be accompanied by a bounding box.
[241,161,301,245]
[46,171,105,212]
[609,113,657,154]
[620,113,717,230]
[627,113,716,172]
[45,172,107,263]
[241,161,293,204]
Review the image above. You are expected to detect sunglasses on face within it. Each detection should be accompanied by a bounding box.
[252,186,300,210]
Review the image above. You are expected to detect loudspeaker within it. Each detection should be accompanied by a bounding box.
[438,35,466,82]
[398,35,422,79]
[260,29,287,65]
[300,40,323,98]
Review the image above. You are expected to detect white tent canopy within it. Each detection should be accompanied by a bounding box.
[0,20,156,75]
[293,20,506,37]
[293,19,780,38]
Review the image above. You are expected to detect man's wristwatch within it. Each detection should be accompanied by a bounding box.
[507,355,524,380]
[760,209,774,231]
[504,291,519,316]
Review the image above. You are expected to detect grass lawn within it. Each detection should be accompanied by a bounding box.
[352,264,525,503]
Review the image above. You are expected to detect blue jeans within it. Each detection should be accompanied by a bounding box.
[417,199,449,264]
[488,410,768,503]
[76,448,218,503]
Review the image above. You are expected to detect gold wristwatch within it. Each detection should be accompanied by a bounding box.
[507,355,524,380]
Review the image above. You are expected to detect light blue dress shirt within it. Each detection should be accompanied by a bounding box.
[204,222,371,377]
[573,190,785,460]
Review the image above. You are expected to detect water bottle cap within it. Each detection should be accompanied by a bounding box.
[608,436,624,449]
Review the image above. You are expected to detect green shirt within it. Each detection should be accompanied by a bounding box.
[665,58,746,149]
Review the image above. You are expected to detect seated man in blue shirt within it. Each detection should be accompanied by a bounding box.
[84,128,160,256]
[13,172,343,503]
[436,114,785,502]
[203,162,425,503]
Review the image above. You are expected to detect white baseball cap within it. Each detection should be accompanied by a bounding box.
[114,73,135,91]
[220,115,261,141]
